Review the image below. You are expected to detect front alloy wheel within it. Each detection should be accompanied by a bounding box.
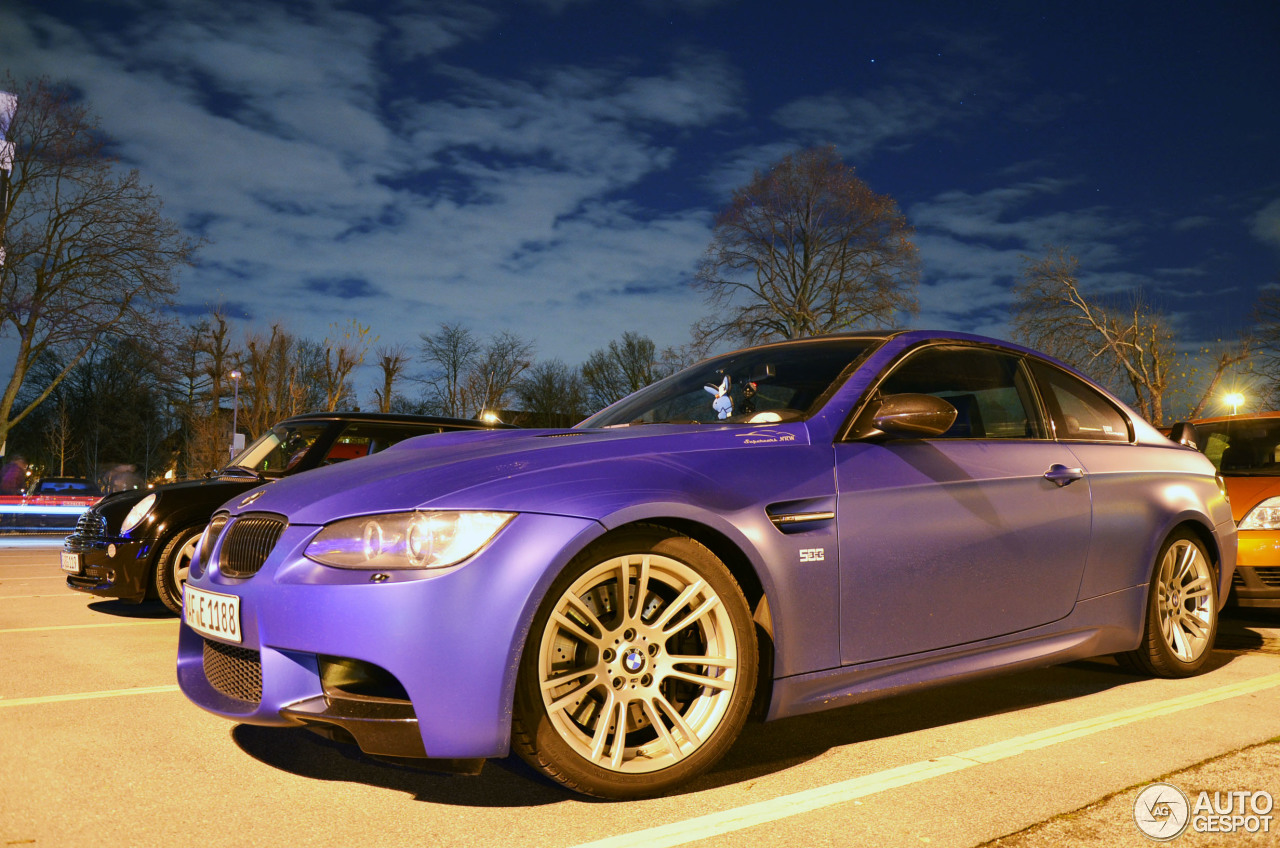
[1122,529,1217,677]
[513,526,757,798]
[155,526,203,615]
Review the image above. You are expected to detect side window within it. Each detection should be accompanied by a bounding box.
[1030,362,1132,442]
[1199,432,1230,470]
[874,346,1046,439]
[326,423,444,463]
[323,435,372,463]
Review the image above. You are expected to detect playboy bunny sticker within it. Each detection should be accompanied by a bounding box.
[705,375,732,419]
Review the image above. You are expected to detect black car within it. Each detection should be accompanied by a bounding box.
[62,412,505,613]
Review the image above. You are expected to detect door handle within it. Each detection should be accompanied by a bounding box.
[1044,464,1086,487]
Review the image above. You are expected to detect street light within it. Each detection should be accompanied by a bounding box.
[228,369,242,460]
[1224,391,1245,416]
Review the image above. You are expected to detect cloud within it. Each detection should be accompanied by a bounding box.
[387,2,501,60]
[905,177,1162,337]
[303,277,383,299]
[1251,198,1280,250]
[1173,215,1214,232]
[911,180,1131,249]
[4,0,1267,394]
[1,0,747,369]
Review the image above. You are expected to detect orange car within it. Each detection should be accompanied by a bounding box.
[1185,412,1280,609]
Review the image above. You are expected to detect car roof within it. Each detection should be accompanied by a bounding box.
[696,329,1053,360]
[1186,411,1280,425]
[273,411,512,429]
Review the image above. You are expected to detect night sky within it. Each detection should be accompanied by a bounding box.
[3,0,1278,397]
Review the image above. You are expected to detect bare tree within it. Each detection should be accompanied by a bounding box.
[1247,288,1280,409]
[419,323,481,417]
[0,76,196,448]
[43,397,76,475]
[1011,248,1250,425]
[319,320,374,411]
[201,309,234,421]
[516,359,587,427]
[694,146,919,346]
[371,343,411,413]
[467,330,535,417]
[581,331,673,410]
[239,324,311,438]
[1183,342,1253,419]
[419,323,533,418]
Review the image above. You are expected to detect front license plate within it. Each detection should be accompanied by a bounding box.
[60,551,82,574]
[184,586,242,644]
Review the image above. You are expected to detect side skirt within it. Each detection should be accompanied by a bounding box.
[767,586,1145,721]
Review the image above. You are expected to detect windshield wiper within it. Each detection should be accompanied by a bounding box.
[217,466,261,479]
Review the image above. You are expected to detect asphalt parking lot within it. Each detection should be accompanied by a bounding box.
[3,535,1279,848]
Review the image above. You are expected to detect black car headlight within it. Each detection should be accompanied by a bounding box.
[120,494,157,535]
[305,511,514,570]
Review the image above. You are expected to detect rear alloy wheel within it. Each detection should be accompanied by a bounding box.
[513,526,757,799]
[1122,529,1217,677]
[155,526,203,615]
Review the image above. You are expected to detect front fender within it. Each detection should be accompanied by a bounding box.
[598,500,841,678]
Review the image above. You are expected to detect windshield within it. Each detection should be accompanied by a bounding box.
[1193,418,1280,476]
[226,423,328,478]
[580,337,880,428]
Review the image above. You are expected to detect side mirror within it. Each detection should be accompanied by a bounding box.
[1167,421,1199,449]
[872,393,958,439]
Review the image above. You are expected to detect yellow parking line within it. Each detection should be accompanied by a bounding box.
[569,672,1280,848]
[0,593,88,600]
[0,620,176,634]
[957,673,1280,763]
[0,684,180,708]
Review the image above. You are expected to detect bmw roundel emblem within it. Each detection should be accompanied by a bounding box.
[623,649,645,673]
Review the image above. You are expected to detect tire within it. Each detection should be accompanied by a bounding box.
[1120,529,1218,677]
[512,525,758,799]
[155,526,203,615]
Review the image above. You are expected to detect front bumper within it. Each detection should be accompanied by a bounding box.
[63,526,155,603]
[1231,530,1280,608]
[178,511,603,760]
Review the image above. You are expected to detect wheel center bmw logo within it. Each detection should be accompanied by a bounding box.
[622,648,646,674]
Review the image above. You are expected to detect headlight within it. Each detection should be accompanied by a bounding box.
[1239,497,1280,531]
[120,494,157,535]
[197,514,229,569]
[305,511,515,570]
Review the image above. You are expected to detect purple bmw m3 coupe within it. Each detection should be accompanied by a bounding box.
[177,330,1236,798]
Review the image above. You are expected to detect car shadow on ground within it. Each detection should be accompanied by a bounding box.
[231,724,574,806]
[87,599,174,619]
[696,650,1246,793]
[1217,606,1280,653]
[228,651,1247,806]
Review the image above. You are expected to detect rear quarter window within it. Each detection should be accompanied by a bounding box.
[1030,361,1132,442]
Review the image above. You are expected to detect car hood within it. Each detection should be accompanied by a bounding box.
[101,473,264,505]
[227,423,815,525]
[1222,474,1280,522]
